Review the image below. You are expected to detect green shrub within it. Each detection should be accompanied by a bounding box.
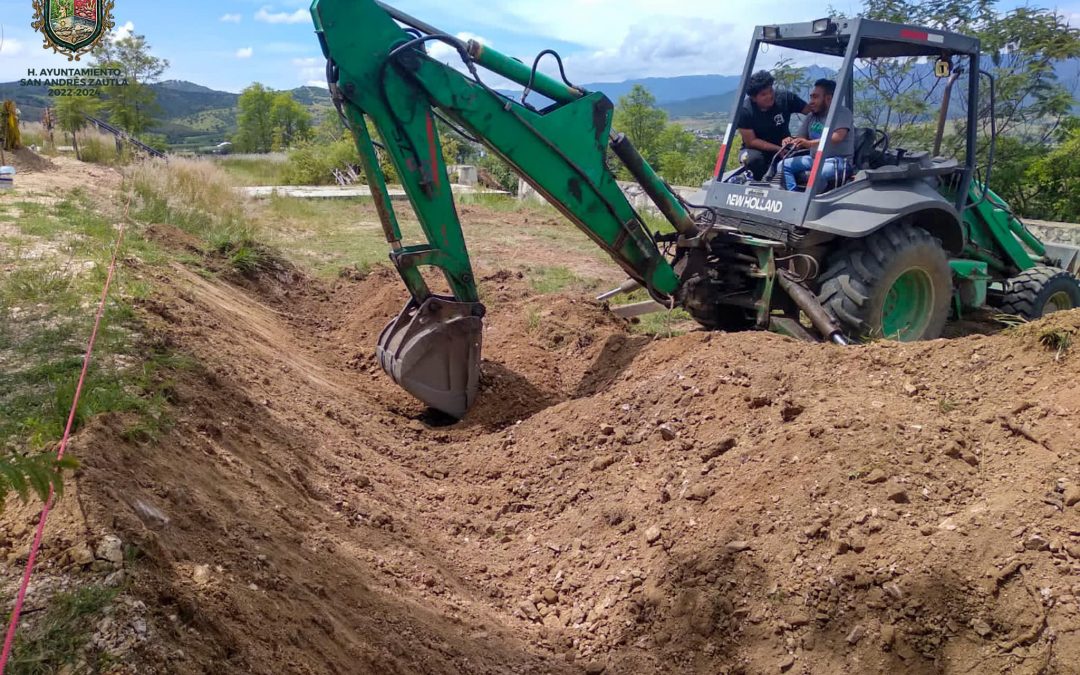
[476,152,519,192]
[283,138,361,185]
[139,133,170,154]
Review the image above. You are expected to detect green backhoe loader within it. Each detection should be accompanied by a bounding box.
[309,0,1080,418]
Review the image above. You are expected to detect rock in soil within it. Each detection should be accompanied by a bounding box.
[1064,484,1080,507]
[95,535,124,566]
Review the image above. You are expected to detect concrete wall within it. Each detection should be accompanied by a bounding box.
[1026,220,1080,248]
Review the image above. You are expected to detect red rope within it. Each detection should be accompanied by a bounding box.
[0,205,128,673]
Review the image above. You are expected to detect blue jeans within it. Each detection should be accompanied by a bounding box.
[782,155,851,191]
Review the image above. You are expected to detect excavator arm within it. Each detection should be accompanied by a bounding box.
[311,0,698,416]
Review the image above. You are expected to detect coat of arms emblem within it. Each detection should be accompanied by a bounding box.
[31,0,116,60]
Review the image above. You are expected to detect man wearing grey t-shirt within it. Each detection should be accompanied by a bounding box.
[780,78,854,191]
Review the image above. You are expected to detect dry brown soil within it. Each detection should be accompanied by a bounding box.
[1,155,1080,674]
[5,229,1080,674]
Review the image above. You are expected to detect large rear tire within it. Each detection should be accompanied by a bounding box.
[817,223,953,342]
[998,266,1080,320]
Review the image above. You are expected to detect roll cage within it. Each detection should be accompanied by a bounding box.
[702,18,983,231]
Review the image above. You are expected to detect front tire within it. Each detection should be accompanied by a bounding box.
[998,266,1080,320]
[817,223,953,342]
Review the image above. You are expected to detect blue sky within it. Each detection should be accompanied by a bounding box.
[1,0,1078,92]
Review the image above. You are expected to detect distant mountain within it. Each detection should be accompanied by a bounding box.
[155,80,220,94]
[661,92,738,119]
[150,81,239,128]
[0,79,333,148]
[289,86,333,107]
[579,75,743,105]
[1,58,1074,148]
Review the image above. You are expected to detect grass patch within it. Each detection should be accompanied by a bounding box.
[640,211,678,236]
[76,129,133,166]
[225,242,270,276]
[1,189,183,511]
[605,287,693,336]
[254,195,388,277]
[527,265,600,294]
[128,158,278,273]
[457,192,553,214]
[9,585,120,674]
[525,306,541,333]
[1039,327,1072,360]
[630,308,693,337]
[128,158,248,240]
[216,157,288,186]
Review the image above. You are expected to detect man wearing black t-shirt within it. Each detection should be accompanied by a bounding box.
[734,70,810,180]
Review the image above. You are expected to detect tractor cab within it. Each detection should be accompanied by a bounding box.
[702,18,981,255]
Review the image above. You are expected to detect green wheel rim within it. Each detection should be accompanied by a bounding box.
[1044,290,1074,314]
[881,268,935,341]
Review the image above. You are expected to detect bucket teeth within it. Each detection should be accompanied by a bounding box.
[376,296,484,418]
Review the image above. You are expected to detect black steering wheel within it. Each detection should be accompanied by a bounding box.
[873,129,889,152]
[764,143,812,187]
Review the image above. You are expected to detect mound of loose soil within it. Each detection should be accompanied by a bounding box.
[3,240,1080,674]
[3,146,58,174]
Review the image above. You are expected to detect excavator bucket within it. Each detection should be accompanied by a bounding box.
[376,296,484,418]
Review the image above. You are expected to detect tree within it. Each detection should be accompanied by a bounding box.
[92,34,169,135]
[234,83,275,153]
[656,123,699,185]
[1015,120,1080,221]
[269,92,312,150]
[975,8,1080,141]
[53,92,101,160]
[313,112,348,144]
[612,85,668,163]
[837,0,1080,219]
[773,57,812,97]
[846,0,1080,147]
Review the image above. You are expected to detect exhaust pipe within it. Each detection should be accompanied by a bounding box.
[775,270,849,345]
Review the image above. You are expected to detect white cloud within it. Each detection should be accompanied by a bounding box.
[293,56,323,82]
[254,7,309,24]
[110,20,135,43]
[236,47,254,59]
[220,13,242,23]
[558,18,748,83]
[404,0,818,81]
[0,37,25,57]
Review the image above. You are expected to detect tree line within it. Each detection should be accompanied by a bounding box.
[47,35,315,158]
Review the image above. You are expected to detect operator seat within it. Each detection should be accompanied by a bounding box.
[851,128,878,169]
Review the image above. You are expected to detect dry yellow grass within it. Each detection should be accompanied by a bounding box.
[128,158,243,224]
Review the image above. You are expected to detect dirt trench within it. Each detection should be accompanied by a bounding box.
[5,228,1080,674]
